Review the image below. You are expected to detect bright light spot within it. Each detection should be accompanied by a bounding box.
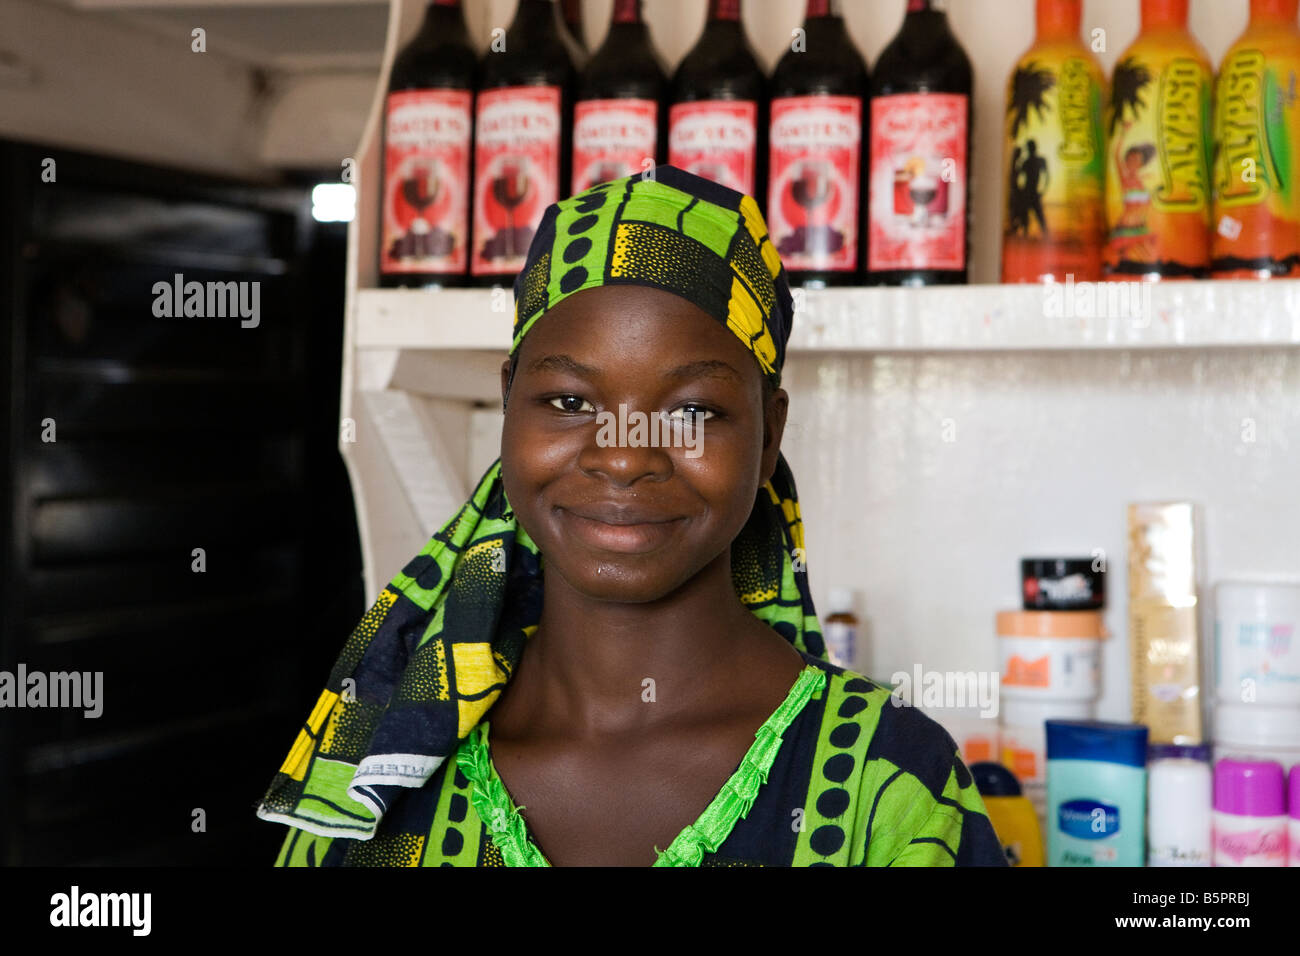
[312,183,355,222]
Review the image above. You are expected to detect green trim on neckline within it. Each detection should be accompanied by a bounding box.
[455,664,828,867]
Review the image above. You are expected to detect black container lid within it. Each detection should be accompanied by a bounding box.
[970,761,1022,797]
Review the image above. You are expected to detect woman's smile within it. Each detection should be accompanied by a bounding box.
[556,505,688,555]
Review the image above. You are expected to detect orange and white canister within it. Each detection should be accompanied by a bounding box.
[997,610,1105,701]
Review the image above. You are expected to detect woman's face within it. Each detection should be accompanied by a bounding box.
[500,284,787,604]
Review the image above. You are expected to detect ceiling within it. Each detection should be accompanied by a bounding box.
[35,0,390,73]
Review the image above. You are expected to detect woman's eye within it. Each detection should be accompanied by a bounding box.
[667,404,715,423]
[548,395,595,413]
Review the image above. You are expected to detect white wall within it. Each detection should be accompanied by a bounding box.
[780,346,1299,725]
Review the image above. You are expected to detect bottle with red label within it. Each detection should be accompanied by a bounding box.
[379,0,477,288]
[867,0,974,286]
[768,0,869,287]
[471,0,576,286]
[669,0,766,198]
[573,0,667,193]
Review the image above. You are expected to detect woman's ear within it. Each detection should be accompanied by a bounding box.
[761,388,789,485]
[500,359,513,411]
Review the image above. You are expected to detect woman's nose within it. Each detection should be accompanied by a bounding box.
[575,406,676,486]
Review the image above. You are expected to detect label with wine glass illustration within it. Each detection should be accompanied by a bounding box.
[768,96,861,272]
[473,86,562,277]
[667,100,758,196]
[572,99,658,194]
[868,93,968,272]
[382,89,472,275]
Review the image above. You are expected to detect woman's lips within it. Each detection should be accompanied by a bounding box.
[558,507,686,555]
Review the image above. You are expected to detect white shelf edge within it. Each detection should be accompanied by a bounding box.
[353,280,1300,353]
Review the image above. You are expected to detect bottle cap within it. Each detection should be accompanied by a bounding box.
[1291,766,1300,821]
[1251,0,1300,24]
[1141,0,1189,27]
[1214,702,1300,749]
[1021,557,1105,610]
[1036,0,1082,36]
[970,761,1023,797]
[1213,758,1286,817]
[1045,719,1149,768]
[827,588,854,614]
[996,609,1105,638]
[1148,742,1210,762]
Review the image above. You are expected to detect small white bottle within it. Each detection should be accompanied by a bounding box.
[1212,758,1288,867]
[1147,745,1212,866]
[823,588,859,671]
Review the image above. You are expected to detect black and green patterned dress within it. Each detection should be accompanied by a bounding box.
[273,650,1004,867]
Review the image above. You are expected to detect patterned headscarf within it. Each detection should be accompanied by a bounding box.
[256,166,826,841]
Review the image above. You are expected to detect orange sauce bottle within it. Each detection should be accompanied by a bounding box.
[1104,0,1213,279]
[1001,0,1107,283]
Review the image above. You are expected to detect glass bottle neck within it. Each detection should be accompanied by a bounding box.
[806,0,841,17]
[1251,0,1299,22]
[612,0,641,24]
[513,0,559,32]
[1035,0,1081,39]
[1141,0,1189,29]
[708,0,742,22]
[419,0,467,40]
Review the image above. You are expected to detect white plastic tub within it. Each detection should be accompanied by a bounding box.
[997,610,1104,701]
[1215,581,1300,707]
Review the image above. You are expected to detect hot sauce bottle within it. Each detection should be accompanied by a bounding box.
[1212,0,1300,279]
[1104,0,1213,280]
[1000,0,1107,283]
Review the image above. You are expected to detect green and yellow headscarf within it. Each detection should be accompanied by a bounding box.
[256,166,826,841]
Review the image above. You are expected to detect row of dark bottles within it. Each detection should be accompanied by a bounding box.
[380,0,972,289]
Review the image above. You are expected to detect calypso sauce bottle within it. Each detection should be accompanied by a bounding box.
[1001,0,1107,283]
[1104,0,1213,279]
[1212,0,1300,278]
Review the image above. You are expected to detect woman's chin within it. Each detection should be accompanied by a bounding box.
[557,559,693,606]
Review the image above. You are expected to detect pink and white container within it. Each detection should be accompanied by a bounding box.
[1212,758,1288,867]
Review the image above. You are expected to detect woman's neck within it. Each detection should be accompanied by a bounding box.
[498,547,773,738]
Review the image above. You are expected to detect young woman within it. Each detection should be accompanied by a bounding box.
[257,167,1006,866]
